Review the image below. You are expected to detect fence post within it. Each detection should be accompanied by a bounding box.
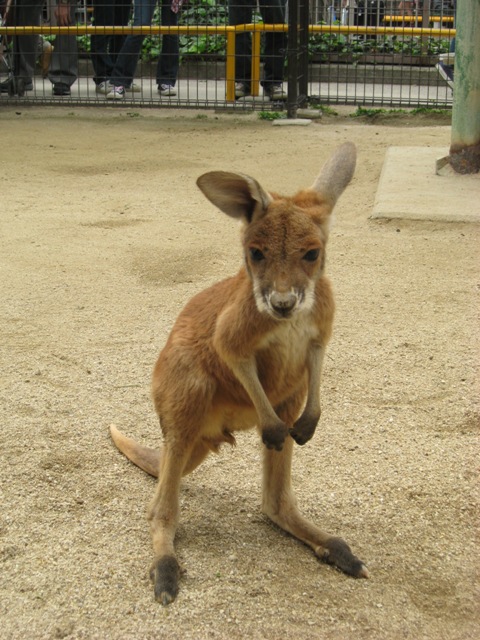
[298,0,310,105]
[226,29,236,102]
[449,0,480,173]
[287,0,299,118]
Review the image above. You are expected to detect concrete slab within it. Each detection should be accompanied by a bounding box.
[372,147,480,223]
[272,118,312,126]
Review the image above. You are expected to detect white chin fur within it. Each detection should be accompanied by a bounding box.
[252,280,316,318]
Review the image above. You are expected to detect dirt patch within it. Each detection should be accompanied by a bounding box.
[0,107,478,640]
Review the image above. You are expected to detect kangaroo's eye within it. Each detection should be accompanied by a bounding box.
[303,248,320,262]
[249,248,265,262]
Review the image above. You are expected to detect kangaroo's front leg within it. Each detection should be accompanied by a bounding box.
[262,435,369,578]
[148,439,190,605]
[230,357,289,451]
[290,343,325,446]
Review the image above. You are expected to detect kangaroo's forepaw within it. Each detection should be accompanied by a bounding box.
[320,537,369,579]
[290,413,320,446]
[150,555,180,605]
[262,422,289,451]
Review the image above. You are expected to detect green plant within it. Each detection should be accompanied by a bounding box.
[411,106,450,115]
[308,30,351,60]
[351,106,409,118]
[315,104,338,116]
[138,8,452,64]
[178,0,228,59]
[258,111,286,121]
[308,31,451,61]
[351,106,452,119]
[351,106,386,117]
[76,34,91,55]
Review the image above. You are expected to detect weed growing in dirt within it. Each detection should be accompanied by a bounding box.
[351,106,407,118]
[352,106,452,119]
[258,111,287,121]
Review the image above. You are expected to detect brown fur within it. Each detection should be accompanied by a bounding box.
[110,142,368,605]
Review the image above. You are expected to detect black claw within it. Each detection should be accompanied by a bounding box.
[322,537,368,578]
[290,414,319,446]
[289,429,309,446]
[262,425,287,451]
[151,555,180,605]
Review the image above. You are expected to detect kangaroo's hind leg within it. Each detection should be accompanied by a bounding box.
[261,397,368,578]
[148,436,211,605]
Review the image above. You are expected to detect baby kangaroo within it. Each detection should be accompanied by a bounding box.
[110,142,368,605]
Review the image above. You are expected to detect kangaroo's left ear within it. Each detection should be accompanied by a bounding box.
[197,171,273,224]
[311,142,356,205]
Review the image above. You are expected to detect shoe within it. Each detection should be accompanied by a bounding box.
[126,83,141,93]
[235,82,250,98]
[95,81,110,95]
[264,84,287,101]
[439,52,455,64]
[435,60,454,90]
[40,40,53,78]
[106,85,126,100]
[158,83,176,96]
[52,82,71,96]
[1,78,33,93]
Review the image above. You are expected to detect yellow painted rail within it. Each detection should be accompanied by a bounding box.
[0,23,456,101]
[383,15,455,24]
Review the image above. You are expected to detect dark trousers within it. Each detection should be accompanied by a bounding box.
[8,0,77,86]
[10,0,44,83]
[90,0,132,86]
[228,0,287,88]
[47,1,78,87]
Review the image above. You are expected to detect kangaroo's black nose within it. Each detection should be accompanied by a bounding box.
[270,292,297,316]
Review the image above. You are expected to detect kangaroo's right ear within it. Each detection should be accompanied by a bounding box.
[311,142,357,205]
[197,171,272,223]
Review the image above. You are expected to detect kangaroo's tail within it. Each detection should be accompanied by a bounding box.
[109,424,160,478]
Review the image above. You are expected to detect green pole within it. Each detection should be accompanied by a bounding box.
[449,0,480,174]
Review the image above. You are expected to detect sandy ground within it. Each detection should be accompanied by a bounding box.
[0,107,479,640]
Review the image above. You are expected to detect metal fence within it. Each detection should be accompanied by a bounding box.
[0,0,456,110]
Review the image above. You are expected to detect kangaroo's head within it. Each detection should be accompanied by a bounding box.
[197,142,356,320]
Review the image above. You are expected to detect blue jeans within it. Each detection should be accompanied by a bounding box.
[228,0,287,89]
[110,0,179,88]
[91,0,132,86]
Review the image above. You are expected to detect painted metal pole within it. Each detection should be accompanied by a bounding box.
[287,0,299,118]
[449,0,480,174]
[298,0,310,106]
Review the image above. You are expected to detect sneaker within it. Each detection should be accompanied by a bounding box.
[264,84,287,101]
[126,83,141,93]
[52,82,71,96]
[106,85,126,100]
[158,83,176,96]
[95,81,110,95]
[435,60,454,90]
[235,82,250,98]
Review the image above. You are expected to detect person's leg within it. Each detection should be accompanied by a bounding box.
[48,0,78,88]
[435,2,456,91]
[11,0,44,86]
[259,0,287,88]
[91,0,130,86]
[156,0,179,87]
[91,0,114,85]
[109,0,155,88]
[228,0,254,90]
[111,0,131,66]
